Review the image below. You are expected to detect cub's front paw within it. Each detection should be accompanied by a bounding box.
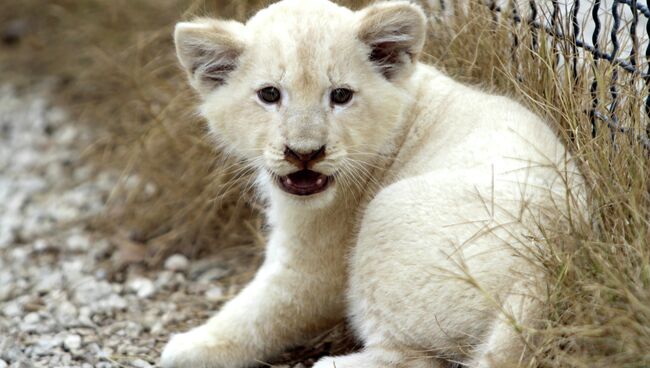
[160,327,216,368]
[160,327,249,368]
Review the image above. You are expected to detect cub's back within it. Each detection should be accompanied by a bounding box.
[397,64,576,187]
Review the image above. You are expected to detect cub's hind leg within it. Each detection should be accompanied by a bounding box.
[336,172,543,368]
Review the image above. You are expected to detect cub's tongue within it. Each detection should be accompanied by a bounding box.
[279,170,329,196]
[288,170,324,187]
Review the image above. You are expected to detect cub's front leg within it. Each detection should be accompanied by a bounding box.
[160,229,347,368]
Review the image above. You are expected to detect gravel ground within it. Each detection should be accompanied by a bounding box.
[0,83,264,368]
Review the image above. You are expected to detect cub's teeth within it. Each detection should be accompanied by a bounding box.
[284,177,293,185]
[316,177,324,186]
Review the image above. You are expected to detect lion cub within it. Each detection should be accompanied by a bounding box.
[161,0,584,367]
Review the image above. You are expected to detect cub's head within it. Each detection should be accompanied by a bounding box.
[174,0,426,205]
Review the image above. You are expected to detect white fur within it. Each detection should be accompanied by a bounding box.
[162,1,585,367]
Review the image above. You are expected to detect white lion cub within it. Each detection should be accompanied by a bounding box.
[161,0,584,367]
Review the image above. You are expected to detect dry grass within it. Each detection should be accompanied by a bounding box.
[1,0,649,366]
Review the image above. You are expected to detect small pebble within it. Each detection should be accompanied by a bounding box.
[2,301,22,317]
[164,254,189,272]
[150,321,165,335]
[131,358,152,368]
[129,277,156,299]
[34,271,63,293]
[205,286,224,302]
[64,334,82,350]
[66,233,91,252]
[32,239,50,252]
[23,312,40,324]
[36,336,62,352]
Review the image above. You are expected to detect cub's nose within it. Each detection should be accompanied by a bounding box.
[284,145,326,168]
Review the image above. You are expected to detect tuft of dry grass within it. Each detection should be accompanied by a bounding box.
[1,0,649,366]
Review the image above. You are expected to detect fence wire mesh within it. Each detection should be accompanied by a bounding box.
[433,0,650,149]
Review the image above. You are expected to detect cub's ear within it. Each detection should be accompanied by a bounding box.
[356,1,427,80]
[174,19,246,94]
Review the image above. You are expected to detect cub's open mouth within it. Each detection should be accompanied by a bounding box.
[278,170,331,196]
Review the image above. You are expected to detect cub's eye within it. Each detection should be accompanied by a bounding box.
[257,86,281,104]
[330,88,354,105]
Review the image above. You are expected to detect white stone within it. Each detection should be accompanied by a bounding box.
[205,286,224,302]
[164,254,189,272]
[34,271,63,293]
[5,192,27,213]
[10,247,30,263]
[0,228,16,249]
[0,359,7,368]
[55,125,78,145]
[62,259,84,277]
[155,271,175,288]
[77,306,94,326]
[33,239,50,252]
[128,277,156,299]
[23,312,40,324]
[144,182,157,196]
[35,335,62,353]
[0,343,22,363]
[150,321,164,335]
[99,293,128,311]
[131,359,152,368]
[63,334,82,350]
[66,233,91,252]
[73,277,112,304]
[0,271,12,302]
[2,300,22,317]
[55,300,78,326]
[73,277,127,313]
[115,321,144,338]
[60,352,72,364]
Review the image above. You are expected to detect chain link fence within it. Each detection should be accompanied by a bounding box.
[432,0,650,149]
